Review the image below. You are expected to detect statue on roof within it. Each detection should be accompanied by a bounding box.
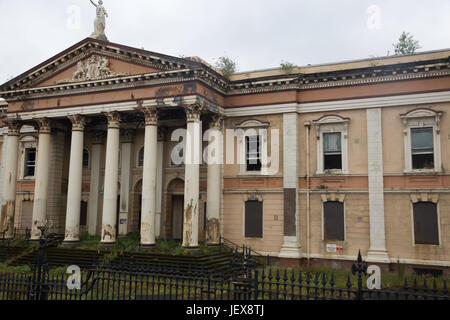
[90,0,108,41]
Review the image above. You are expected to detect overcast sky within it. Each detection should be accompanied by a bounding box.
[1,0,450,86]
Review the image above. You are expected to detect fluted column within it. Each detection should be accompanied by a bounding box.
[183,104,202,248]
[100,111,120,244]
[0,121,21,238]
[31,118,52,239]
[88,131,104,235]
[206,115,223,245]
[64,115,86,243]
[137,106,158,247]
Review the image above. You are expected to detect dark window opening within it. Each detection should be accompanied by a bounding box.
[80,201,88,226]
[24,148,36,177]
[413,202,439,245]
[246,135,261,171]
[324,201,345,241]
[203,202,207,231]
[323,132,342,170]
[138,147,144,167]
[82,149,89,169]
[411,127,434,169]
[245,200,263,238]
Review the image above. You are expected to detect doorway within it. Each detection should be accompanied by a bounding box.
[172,195,184,241]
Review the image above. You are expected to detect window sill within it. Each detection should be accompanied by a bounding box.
[404,169,441,175]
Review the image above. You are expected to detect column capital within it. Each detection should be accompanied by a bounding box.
[6,120,21,136]
[91,130,105,144]
[136,106,158,126]
[103,111,121,129]
[68,114,86,131]
[33,118,52,134]
[185,103,203,122]
[120,129,135,143]
[210,114,224,129]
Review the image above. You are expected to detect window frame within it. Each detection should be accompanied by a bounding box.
[313,115,349,175]
[401,108,442,173]
[82,148,90,170]
[20,135,38,180]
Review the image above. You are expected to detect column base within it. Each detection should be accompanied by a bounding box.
[140,243,156,249]
[278,243,303,259]
[366,249,390,263]
[100,241,117,248]
[62,240,80,247]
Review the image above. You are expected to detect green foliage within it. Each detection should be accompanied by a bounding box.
[280,60,296,74]
[393,31,421,55]
[215,56,237,79]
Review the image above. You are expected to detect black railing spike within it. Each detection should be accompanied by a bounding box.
[443,280,448,296]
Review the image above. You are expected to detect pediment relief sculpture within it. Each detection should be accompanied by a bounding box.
[55,55,129,84]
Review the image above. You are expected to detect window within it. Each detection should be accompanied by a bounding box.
[313,115,349,174]
[245,200,263,238]
[246,135,262,171]
[411,128,434,169]
[413,202,439,245]
[401,108,442,173]
[80,201,88,226]
[323,201,345,241]
[323,132,342,170]
[138,147,144,167]
[24,148,36,177]
[82,149,89,169]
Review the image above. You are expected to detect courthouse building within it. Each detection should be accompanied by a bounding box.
[0,34,449,270]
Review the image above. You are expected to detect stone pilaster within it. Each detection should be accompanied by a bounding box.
[64,115,86,243]
[136,106,158,247]
[183,104,202,248]
[87,131,104,235]
[206,115,223,245]
[366,108,389,262]
[100,111,120,244]
[31,118,52,239]
[0,121,21,238]
[118,129,134,236]
[279,113,302,258]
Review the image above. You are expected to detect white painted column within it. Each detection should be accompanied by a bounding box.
[0,132,8,205]
[31,118,52,240]
[118,129,134,236]
[100,112,120,244]
[155,129,165,238]
[279,113,302,258]
[183,104,202,248]
[87,131,104,235]
[206,116,223,245]
[64,115,86,243]
[138,107,158,247]
[366,108,389,263]
[0,121,21,238]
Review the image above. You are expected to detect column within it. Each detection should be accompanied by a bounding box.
[100,111,120,245]
[206,115,223,245]
[87,131,104,235]
[64,115,86,243]
[155,128,166,238]
[0,132,8,205]
[366,108,389,262]
[118,129,134,236]
[183,104,202,248]
[0,121,21,238]
[31,118,52,240]
[138,107,158,247]
[279,113,302,258]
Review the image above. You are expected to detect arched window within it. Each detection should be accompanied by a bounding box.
[82,148,89,169]
[138,147,144,167]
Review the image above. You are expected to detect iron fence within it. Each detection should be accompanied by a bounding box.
[0,234,448,300]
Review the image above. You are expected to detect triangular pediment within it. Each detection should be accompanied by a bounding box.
[0,37,203,91]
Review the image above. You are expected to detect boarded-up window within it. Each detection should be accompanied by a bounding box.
[20,200,33,229]
[324,201,345,241]
[80,201,88,226]
[413,202,439,245]
[245,200,263,238]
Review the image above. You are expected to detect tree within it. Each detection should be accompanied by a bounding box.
[393,31,421,55]
[215,56,237,79]
[280,60,296,74]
